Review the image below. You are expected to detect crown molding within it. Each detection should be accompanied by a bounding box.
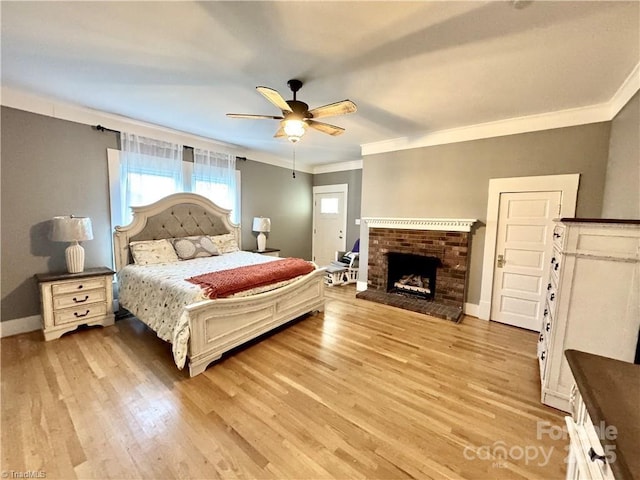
[240,147,314,174]
[313,159,363,174]
[608,62,640,118]
[361,62,640,157]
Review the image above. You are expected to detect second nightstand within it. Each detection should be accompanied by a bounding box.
[35,266,115,341]
[250,248,280,257]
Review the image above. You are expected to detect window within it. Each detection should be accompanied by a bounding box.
[320,197,339,214]
[107,148,241,230]
[125,169,181,210]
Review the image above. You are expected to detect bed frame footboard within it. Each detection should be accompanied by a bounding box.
[185,269,325,377]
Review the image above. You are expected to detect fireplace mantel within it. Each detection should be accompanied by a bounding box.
[363,217,477,232]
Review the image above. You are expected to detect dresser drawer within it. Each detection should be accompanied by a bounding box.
[550,247,562,284]
[546,277,558,316]
[53,289,106,310]
[552,224,566,250]
[52,277,106,296]
[54,303,107,326]
[541,303,552,336]
[537,336,547,380]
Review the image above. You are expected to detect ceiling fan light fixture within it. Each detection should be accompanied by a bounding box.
[283,119,306,143]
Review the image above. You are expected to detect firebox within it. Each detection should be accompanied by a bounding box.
[386,252,440,300]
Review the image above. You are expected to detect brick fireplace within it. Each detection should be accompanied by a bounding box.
[357,218,476,322]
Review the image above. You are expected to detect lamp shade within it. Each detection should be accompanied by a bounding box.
[252,217,271,233]
[51,216,94,242]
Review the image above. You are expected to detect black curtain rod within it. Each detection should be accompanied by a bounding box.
[95,124,120,134]
[93,124,247,161]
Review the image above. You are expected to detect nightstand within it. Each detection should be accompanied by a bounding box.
[35,266,115,341]
[251,248,280,257]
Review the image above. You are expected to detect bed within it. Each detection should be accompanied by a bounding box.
[114,193,325,377]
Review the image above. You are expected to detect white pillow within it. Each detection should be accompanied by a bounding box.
[129,239,179,265]
[209,233,239,254]
[170,235,219,260]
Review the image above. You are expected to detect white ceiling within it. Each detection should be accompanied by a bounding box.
[1,1,639,166]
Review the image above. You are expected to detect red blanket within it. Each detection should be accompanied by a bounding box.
[186,258,315,299]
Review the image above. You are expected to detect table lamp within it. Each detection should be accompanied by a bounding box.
[51,216,93,273]
[252,217,271,252]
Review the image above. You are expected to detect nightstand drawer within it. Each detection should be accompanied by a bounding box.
[54,303,107,326]
[53,289,106,310]
[36,267,115,341]
[52,277,105,296]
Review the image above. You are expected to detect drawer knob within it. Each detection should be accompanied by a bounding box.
[588,447,607,464]
[73,295,89,304]
[550,293,555,301]
[74,310,90,318]
[539,334,544,342]
[551,257,556,264]
[541,351,545,361]
[546,322,551,332]
[553,232,561,239]
[547,283,552,291]
[77,284,84,289]
[554,263,560,271]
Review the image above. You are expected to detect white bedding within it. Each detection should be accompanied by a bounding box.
[117,251,285,369]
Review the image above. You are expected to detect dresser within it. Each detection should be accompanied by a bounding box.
[564,350,639,480]
[36,267,115,340]
[537,219,640,413]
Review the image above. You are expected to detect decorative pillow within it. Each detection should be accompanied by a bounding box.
[209,233,239,254]
[170,235,219,260]
[129,239,179,265]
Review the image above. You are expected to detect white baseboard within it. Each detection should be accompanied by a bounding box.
[463,303,480,318]
[356,281,368,292]
[0,315,42,338]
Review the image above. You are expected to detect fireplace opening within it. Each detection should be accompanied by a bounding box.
[386,252,440,300]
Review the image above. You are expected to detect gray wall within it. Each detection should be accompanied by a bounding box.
[602,92,640,219]
[313,169,362,250]
[237,159,312,259]
[361,122,612,305]
[1,107,118,321]
[1,107,313,322]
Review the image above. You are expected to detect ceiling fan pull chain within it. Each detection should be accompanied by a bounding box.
[292,146,296,179]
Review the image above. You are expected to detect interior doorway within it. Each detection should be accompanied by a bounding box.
[478,174,580,328]
[490,191,562,330]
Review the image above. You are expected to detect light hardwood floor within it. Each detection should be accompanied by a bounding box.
[1,286,568,479]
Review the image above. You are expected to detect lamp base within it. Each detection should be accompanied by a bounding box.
[256,233,267,252]
[65,242,85,273]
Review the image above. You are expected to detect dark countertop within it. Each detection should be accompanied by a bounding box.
[559,218,640,225]
[35,266,115,283]
[565,350,640,480]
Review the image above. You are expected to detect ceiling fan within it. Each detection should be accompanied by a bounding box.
[226,79,357,143]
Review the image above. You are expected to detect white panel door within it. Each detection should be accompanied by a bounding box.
[312,186,347,267]
[491,191,561,330]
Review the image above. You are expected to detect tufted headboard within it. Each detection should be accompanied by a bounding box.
[113,193,241,271]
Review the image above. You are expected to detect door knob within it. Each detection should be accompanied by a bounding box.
[497,254,505,268]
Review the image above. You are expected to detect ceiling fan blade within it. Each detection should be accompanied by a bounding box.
[274,126,286,138]
[256,86,293,113]
[307,120,345,136]
[226,113,283,120]
[308,100,357,119]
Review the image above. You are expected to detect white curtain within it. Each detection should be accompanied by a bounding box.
[193,149,238,223]
[120,132,183,225]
